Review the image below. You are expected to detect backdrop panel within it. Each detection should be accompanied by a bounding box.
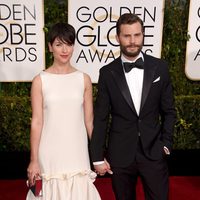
[68,0,165,83]
[0,0,45,82]
[185,0,200,80]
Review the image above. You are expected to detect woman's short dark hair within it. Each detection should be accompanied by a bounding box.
[48,22,76,45]
[116,13,144,36]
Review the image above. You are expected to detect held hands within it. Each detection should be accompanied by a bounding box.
[27,161,41,186]
[94,159,113,176]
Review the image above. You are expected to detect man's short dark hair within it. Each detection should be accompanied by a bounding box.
[116,13,144,35]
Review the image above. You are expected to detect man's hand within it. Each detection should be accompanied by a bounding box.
[94,159,113,176]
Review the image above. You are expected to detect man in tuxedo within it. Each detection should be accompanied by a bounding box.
[90,13,176,200]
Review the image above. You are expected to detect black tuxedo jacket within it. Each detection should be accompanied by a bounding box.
[90,53,176,168]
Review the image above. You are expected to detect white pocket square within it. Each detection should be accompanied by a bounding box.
[153,76,160,83]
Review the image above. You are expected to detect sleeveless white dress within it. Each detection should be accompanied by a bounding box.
[26,71,101,200]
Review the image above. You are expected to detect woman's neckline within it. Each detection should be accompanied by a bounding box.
[42,70,78,75]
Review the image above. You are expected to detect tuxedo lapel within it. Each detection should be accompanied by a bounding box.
[140,54,157,113]
[110,58,136,113]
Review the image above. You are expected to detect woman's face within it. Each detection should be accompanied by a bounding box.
[48,37,74,64]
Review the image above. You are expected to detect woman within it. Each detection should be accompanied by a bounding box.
[26,22,101,199]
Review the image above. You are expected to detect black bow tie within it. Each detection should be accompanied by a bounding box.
[123,58,144,73]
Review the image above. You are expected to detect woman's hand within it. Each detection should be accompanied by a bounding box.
[27,161,41,186]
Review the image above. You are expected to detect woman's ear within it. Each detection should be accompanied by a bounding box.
[48,43,52,52]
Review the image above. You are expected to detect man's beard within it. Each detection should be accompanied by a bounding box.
[120,44,143,58]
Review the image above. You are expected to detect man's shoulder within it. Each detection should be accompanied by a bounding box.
[143,53,167,64]
[100,57,121,72]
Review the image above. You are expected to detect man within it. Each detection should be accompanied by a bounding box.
[90,13,176,200]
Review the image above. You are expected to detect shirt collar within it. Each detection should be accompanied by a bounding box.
[121,52,144,63]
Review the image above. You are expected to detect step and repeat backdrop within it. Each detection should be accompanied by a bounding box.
[68,0,164,82]
[0,0,45,82]
[0,0,199,82]
[185,0,200,80]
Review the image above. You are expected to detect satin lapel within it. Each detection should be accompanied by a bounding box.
[140,55,157,113]
[110,58,136,113]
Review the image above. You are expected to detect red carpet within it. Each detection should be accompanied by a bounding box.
[0,177,199,200]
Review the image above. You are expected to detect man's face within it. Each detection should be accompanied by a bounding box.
[116,22,144,60]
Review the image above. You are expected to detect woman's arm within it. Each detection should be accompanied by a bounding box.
[27,75,43,185]
[83,73,93,140]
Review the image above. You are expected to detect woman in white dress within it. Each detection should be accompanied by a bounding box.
[26,22,101,200]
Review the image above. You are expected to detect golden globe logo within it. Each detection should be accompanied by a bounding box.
[185,1,200,80]
[0,4,37,62]
[74,6,158,64]
[0,1,44,82]
[68,1,165,82]
[76,6,120,63]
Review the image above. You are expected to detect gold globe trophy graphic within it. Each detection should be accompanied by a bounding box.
[0,21,24,55]
[88,14,120,60]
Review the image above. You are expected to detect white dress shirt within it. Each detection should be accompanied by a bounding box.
[121,52,144,115]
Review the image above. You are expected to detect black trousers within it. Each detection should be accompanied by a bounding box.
[111,140,169,200]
